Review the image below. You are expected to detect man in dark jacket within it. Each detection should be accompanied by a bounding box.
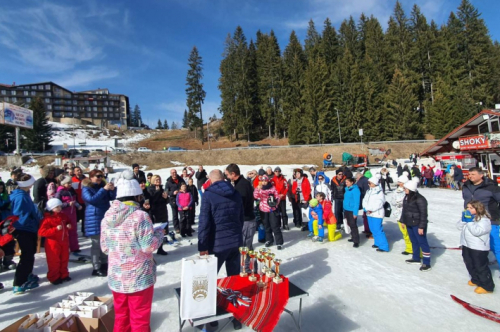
[330,170,346,229]
[195,165,208,198]
[199,169,244,275]
[226,164,255,268]
[356,172,371,235]
[32,165,56,210]
[452,165,464,190]
[165,169,186,233]
[463,167,500,269]
[132,164,146,181]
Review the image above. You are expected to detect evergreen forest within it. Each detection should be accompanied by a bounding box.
[216,0,500,144]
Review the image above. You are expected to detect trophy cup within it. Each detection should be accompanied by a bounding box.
[239,246,249,277]
[273,258,283,284]
[258,248,269,274]
[248,250,257,282]
[256,254,266,287]
[265,253,276,279]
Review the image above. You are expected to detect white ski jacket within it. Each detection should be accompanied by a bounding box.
[457,216,491,251]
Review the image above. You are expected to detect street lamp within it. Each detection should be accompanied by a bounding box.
[335,108,342,143]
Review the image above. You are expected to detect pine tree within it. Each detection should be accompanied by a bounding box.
[21,97,53,151]
[186,46,206,142]
[163,119,169,130]
[156,119,163,129]
[219,34,238,138]
[386,1,412,74]
[384,68,422,140]
[305,19,322,60]
[171,121,178,130]
[321,18,340,65]
[182,110,189,128]
[133,105,142,127]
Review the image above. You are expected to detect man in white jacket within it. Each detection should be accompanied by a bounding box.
[362,175,388,252]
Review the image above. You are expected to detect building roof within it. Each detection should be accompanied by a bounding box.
[421,109,500,155]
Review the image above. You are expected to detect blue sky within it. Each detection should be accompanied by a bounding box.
[1,0,499,128]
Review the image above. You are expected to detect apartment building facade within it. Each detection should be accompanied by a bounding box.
[0,82,129,129]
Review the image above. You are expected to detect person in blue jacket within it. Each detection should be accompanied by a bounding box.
[10,173,42,294]
[344,177,361,248]
[307,199,324,243]
[82,169,116,277]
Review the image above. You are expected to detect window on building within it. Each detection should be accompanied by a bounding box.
[104,101,108,105]
[492,120,500,133]
[103,113,108,118]
[45,84,50,90]
[31,86,36,90]
[93,101,97,105]
[46,92,52,97]
[0,90,5,95]
[47,105,52,110]
[103,107,107,112]
[26,98,31,103]
[73,107,77,111]
[11,97,17,102]
[86,107,91,111]
[31,91,36,96]
[479,121,489,134]
[23,91,29,96]
[93,112,98,117]
[10,90,16,95]
[86,112,91,117]
[45,98,50,103]
[93,107,97,111]
[85,100,89,105]
[72,100,77,105]
[38,85,43,90]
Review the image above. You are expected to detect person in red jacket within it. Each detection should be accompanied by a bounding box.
[71,166,87,234]
[271,167,289,230]
[38,198,71,285]
[0,215,17,290]
[291,169,311,231]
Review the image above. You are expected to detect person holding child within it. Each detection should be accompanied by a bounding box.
[458,200,495,294]
[254,175,283,249]
[55,175,82,253]
[176,183,194,237]
[38,198,72,285]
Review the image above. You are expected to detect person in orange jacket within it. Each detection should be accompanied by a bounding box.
[39,198,72,285]
[271,167,289,230]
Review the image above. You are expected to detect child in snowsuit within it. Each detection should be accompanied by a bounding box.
[457,200,495,294]
[176,183,193,237]
[55,175,82,253]
[391,174,413,255]
[307,199,324,243]
[316,192,340,242]
[38,198,71,285]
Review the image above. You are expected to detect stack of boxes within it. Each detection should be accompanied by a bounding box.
[1,293,114,332]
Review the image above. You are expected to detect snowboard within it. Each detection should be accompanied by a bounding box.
[451,295,500,324]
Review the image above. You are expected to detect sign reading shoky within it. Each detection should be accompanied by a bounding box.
[0,102,34,129]
[459,135,489,151]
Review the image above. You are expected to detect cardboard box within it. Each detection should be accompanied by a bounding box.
[1,312,66,332]
[54,309,114,332]
[49,304,75,317]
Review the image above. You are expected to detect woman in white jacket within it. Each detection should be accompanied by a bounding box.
[314,174,331,200]
[457,200,495,294]
[362,175,389,252]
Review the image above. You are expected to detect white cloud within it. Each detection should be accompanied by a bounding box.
[53,67,120,88]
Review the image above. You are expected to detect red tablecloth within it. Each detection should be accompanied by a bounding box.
[217,275,289,332]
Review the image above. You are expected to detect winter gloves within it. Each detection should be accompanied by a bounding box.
[462,210,474,223]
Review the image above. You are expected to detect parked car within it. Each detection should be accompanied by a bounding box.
[13,149,28,155]
[114,148,127,154]
[79,149,90,157]
[167,146,187,152]
[68,149,80,157]
[55,150,69,157]
[248,144,260,148]
[137,147,152,152]
[0,151,6,156]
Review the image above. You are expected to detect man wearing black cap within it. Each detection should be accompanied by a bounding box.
[132,164,145,181]
[272,167,289,230]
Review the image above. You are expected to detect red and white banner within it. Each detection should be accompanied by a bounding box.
[459,135,489,151]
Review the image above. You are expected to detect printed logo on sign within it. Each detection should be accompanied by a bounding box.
[192,275,209,302]
[458,135,489,150]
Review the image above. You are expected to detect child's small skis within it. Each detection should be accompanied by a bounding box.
[451,295,500,324]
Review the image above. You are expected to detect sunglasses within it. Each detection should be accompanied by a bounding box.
[95,175,104,178]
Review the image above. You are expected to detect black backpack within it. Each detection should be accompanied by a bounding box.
[267,193,277,208]
[383,202,392,218]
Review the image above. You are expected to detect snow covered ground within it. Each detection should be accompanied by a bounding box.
[47,121,152,151]
[0,165,499,331]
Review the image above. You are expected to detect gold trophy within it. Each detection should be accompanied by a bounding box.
[256,254,266,287]
[258,248,269,274]
[239,246,249,277]
[273,258,283,284]
[265,253,276,279]
[248,250,257,282]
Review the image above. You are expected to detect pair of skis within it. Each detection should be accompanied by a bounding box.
[451,295,500,324]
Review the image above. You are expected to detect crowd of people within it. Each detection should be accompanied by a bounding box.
[0,160,499,331]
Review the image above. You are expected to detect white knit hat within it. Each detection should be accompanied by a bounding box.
[402,171,409,177]
[397,175,409,184]
[404,179,419,192]
[116,170,143,198]
[46,198,63,211]
[16,175,35,188]
[368,174,381,185]
[60,176,72,186]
